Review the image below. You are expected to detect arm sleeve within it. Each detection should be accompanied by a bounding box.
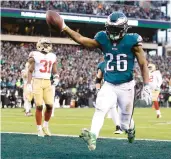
[132,33,143,47]
[97,63,102,71]
[94,31,107,46]
[29,51,35,59]
[97,62,104,73]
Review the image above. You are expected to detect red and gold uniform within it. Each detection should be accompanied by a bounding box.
[29,51,56,106]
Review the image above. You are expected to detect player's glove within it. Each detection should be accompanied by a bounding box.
[155,86,160,91]
[53,74,60,86]
[26,84,32,93]
[53,78,60,86]
[141,84,152,105]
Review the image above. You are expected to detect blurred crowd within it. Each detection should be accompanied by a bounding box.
[1,1,170,21]
[1,41,171,108]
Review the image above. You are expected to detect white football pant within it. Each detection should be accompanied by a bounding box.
[107,106,121,127]
[42,85,55,117]
[91,80,135,137]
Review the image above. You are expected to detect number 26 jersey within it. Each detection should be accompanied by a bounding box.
[95,31,142,85]
[29,51,56,79]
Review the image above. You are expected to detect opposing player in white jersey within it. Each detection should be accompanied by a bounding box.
[27,38,59,137]
[148,63,163,118]
[21,62,33,116]
[96,61,123,134]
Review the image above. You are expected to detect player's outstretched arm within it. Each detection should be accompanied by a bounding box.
[133,45,149,84]
[27,57,35,84]
[62,20,100,48]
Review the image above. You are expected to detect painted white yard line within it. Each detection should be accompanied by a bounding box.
[2,121,171,129]
[1,131,171,142]
[2,115,171,124]
[1,116,92,120]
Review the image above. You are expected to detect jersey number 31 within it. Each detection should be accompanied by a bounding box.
[39,60,52,73]
[106,53,127,71]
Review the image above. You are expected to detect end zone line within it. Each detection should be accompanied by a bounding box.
[1,131,171,142]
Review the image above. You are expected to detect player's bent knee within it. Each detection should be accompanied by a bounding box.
[36,105,43,111]
[35,102,43,107]
[46,104,52,112]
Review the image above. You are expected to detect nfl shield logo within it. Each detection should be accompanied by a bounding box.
[112,43,118,50]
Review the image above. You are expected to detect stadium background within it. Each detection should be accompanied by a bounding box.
[1,1,171,159]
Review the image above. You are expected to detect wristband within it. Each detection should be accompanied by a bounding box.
[62,26,68,32]
[95,77,102,84]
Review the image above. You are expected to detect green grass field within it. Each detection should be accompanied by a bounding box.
[1,108,171,159]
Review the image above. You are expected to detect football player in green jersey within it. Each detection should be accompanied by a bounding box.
[60,12,152,150]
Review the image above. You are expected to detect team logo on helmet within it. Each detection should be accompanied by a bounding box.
[36,38,52,53]
[105,12,129,41]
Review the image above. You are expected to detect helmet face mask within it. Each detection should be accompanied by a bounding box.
[105,12,129,41]
[106,25,126,41]
[36,38,52,53]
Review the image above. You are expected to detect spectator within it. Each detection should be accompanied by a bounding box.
[1,1,170,21]
[1,41,170,107]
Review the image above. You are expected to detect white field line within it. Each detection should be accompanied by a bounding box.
[1,131,171,142]
[2,115,171,122]
[1,116,92,119]
[2,121,171,129]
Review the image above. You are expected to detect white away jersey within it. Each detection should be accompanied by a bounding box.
[29,51,56,79]
[149,70,162,90]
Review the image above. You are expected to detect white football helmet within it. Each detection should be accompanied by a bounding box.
[36,38,52,53]
[148,63,156,73]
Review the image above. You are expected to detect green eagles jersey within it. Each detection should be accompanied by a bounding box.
[97,61,106,75]
[95,31,142,84]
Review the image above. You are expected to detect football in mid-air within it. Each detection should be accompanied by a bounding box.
[46,10,63,32]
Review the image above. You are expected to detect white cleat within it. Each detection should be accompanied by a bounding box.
[25,112,33,117]
[114,129,123,134]
[38,129,45,137]
[114,125,123,134]
[42,127,51,136]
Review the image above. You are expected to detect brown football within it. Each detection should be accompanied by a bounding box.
[46,10,63,32]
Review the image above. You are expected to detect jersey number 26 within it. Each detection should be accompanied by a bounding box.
[106,53,127,71]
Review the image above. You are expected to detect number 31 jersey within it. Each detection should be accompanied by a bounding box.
[29,51,56,79]
[95,31,142,84]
